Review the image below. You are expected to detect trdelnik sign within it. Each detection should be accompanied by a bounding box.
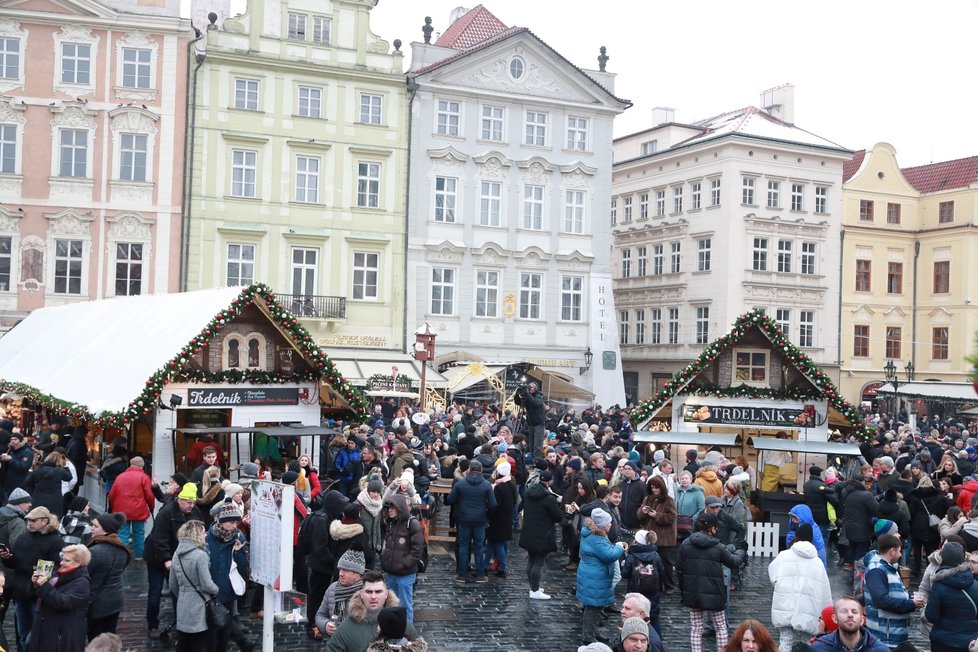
[672,395,829,439]
[188,388,299,407]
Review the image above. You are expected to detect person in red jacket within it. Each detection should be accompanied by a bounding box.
[107,456,155,559]
[956,477,978,513]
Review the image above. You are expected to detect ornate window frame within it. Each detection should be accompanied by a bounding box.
[115,31,158,101]
[108,107,158,204]
[48,102,97,201]
[44,208,94,301]
[222,332,267,370]
[0,19,27,94]
[0,96,26,196]
[106,212,154,297]
[0,206,21,298]
[53,25,99,97]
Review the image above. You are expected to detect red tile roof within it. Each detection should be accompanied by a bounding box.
[843,149,866,182]
[413,26,528,76]
[901,155,978,193]
[435,5,509,50]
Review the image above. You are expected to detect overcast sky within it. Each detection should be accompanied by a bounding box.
[196,0,978,167]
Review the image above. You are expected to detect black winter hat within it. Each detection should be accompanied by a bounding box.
[377,607,407,639]
[95,511,126,534]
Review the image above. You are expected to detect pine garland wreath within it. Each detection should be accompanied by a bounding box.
[0,284,369,428]
[629,308,871,441]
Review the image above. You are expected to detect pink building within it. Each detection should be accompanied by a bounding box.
[0,0,191,331]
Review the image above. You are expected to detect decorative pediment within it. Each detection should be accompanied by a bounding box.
[928,306,953,324]
[555,249,593,270]
[424,240,465,263]
[513,246,549,267]
[471,242,507,266]
[0,97,26,124]
[107,213,153,240]
[518,157,554,185]
[45,208,95,236]
[883,306,908,322]
[12,0,119,18]
[744,212,829,235]
[0,206,23,232]
[109,107,159,134]
[427,145,469,163]
[49,101,98,130]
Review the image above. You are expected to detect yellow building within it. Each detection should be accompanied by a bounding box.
[841,142,978,407]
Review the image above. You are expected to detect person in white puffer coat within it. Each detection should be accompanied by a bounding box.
[767,522,833,651]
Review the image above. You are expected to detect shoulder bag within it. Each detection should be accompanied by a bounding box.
[921,501,940,528]
[178,551,230,628]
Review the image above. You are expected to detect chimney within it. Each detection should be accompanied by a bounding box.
[650,107,675,126]
[448,6,471,25]
[760,84,794,124]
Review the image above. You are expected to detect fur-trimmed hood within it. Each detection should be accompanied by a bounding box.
[932,561,974,587]
[329,519,365,541]
[346,588,401,624]
[365,640,428,652]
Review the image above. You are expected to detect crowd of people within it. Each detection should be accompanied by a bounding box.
[3,396,978,651]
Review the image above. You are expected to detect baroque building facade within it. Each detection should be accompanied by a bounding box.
[612,86,851,405]
[0,0,190,332]
[840,143,978,404]
[184,0,409,352]
[404,6,629,408]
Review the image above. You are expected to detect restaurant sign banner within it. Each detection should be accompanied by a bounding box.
[672,395,828,437]
[188,387,299,407]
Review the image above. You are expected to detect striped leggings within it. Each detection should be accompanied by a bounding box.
[688,608,728,652]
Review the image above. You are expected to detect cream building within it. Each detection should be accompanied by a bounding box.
[840,142,978,405]
[184,0,409,354]
[613,86,852,405]
[0,0,190,331]
[404,6,629,408]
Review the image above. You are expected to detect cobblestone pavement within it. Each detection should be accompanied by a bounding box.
[3,540,930,651]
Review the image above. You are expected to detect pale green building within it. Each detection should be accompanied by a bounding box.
[185,0,409,354]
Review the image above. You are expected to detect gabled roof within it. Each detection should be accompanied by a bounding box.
[901,155,978,194]
[674,106,848,152]
[843,149,866,182]
[0,285,367,426]
[629,309,870,440]
[435,4,509,49]
[412,26,629,107]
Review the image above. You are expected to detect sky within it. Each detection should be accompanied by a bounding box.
[188,0,978,167]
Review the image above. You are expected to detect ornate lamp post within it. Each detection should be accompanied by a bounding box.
[413,323,437,410]
[579,346,594,375]
[884,359,916,420]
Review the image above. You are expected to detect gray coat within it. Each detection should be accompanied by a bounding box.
[87,536,131,619]
[168,539,219,633]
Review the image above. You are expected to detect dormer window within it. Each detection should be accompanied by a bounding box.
[223,332,267,370]
[733,349,767,387]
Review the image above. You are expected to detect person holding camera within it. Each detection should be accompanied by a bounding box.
[514,382,546,456]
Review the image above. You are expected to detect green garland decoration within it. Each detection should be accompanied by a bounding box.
[0,284,369,428]
[629,308,872,441]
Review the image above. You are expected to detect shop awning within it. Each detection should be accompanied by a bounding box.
[526,367,595,403]
[442,364,506,394]
[323,350,448,388]
[632,432,742,447]
[876,381,976,402]
[748,436,861,456]
[170,426,337,437]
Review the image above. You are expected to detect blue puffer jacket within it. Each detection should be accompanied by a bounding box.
[924,563,978,648]
[785,504,827,565]
[576,523,625,607]
[205,523,249,605]
[445,472,496,526]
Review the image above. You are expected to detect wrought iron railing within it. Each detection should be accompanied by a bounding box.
[280,293,347,319]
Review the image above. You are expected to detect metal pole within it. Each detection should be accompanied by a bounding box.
[420,362,427,411]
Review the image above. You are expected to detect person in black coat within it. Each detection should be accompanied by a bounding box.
[676,511,745,648]
[843,477,879,568]
[803,465,840,543]
[908,474,949,574]
[514,382,546,454]
[619,462,648,531]
[28,543,91,652]
[485,464,518,576]
[621,529,666,636]
[142,483,204,636]
[877,489,911,540]
[518,472,563,599]
[25,452,73,517]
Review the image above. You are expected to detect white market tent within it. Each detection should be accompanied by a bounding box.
[0,286,248,415]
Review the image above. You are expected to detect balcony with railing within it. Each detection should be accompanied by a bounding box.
[280,294,347,320]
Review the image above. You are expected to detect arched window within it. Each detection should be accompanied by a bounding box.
[227,338,240,368]
[248,338,261,367]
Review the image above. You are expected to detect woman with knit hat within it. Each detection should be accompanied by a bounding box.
[355,473,385,570]
[925,540,978,652]
[206,501,254,652]
[87,512,130,640]
[576,507,627,645]
[485,462,518,577]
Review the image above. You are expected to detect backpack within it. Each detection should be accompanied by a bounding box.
[296,511,324,557]
[632,560,660,595]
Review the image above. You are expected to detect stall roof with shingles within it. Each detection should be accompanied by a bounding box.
[0,285,365,422]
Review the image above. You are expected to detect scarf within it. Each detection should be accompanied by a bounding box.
[210,522,237,543]
[357,489,383,518]
[333,579,363,620]
[296,468,309,492]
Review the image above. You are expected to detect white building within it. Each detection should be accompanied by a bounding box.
[613,86,852,405]
[405,6,629,408]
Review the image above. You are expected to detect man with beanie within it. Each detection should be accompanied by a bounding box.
[619,617,651,652]
[684,449,701,477]
[614,593,664,652]
[316,548,365,638]
[88,512,131,639]
[445,458,496,583]
[303,490,349,637]
[206,500,254,652]
[803,466,840,547]
[142,482,203,638]
[863,534,923,649]
[1,433,33,498]
[0,488,31,548]
[108,456,155,560]
[325,570,417,652]
[519,470,564,599]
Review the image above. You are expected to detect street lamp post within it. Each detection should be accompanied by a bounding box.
[413,323,437,411]
[884,359,916,422]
